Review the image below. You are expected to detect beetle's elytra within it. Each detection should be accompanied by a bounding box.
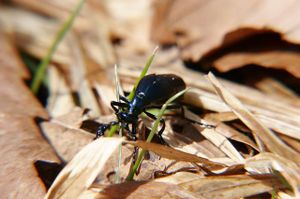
[134,74,186,107]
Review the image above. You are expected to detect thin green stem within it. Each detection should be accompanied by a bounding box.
[126,88,190,181]
[113,64,122,183]
[30,0,85,94]
[126,149,146,180]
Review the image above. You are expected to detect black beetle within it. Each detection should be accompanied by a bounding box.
[96,74,186,142]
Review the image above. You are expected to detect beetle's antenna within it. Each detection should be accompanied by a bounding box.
[182,107,216,128]
[185,118,216,128]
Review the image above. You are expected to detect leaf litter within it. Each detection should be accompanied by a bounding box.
[1,0,300,198]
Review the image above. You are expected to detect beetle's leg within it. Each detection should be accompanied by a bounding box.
[95,121,119,139]
[126,122,137,141]
[120,96,130,103]
[130,122,139,165]
[157,119,166,144]
[144,111,166,144]
[111,101,128,113]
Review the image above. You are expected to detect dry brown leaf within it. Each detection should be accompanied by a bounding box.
[160,121,234,167]
[11,0,87,20]
[245,152,300,198]
[0,31,60,198]
[98,0,154,53]
[200,128,245,163]
[152,0,300,63]
[88,180,198,199]
[172,127,227,159]
[212,34,300,78]
[203,112,259,151]
[182,109,247,162]
[215,49,300,78]
[126,140,225,170]
[179,174,285,199]
[0,30,29,78]
[161,110,225,159]
[93,83,115,115]
[155,171,209,185]
[0,7,71,64]
[12,0,150,63]
[277,192,295,199]
[204,112,238,122]
[0,5,115,69]
[47,64,75,117]
[207,72,300,164]
[45,137,124,199]
[255,77,300,106]
[41,109,94,162]
[86,172,285,199]
[280,135,300,153]
[151,1,300,79]
[88,172,205,198]
[67,33,102,117]
[132,153,199,181]
[52,107,89,128]
[41,122,93,162]
[215,123,258,151]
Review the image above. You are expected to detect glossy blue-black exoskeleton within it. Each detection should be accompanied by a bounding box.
[96,74,186,142]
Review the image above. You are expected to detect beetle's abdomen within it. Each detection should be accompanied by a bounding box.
[134,74,186,107]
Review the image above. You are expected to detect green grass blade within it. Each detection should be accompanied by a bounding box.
[127,47,158,100]
[30,0,85,94]
[126,88,190,181]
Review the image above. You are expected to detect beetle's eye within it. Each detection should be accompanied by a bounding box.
[137,92,145,99]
